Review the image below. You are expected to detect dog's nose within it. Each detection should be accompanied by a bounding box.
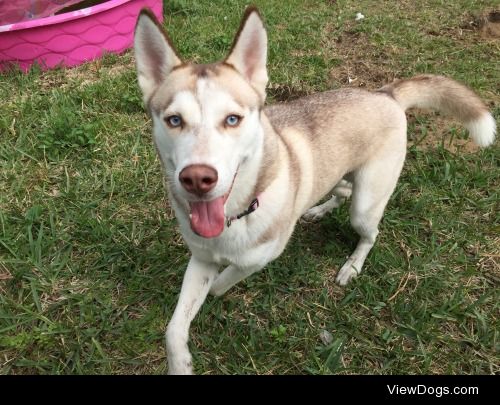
[179,164,218,195]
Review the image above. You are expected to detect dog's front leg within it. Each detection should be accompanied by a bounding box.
[209,264,262,297]
[166,256,218,375]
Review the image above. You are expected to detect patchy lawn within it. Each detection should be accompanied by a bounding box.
[0,0,498,374]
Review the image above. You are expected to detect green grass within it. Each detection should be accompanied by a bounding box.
[0,0,499,374]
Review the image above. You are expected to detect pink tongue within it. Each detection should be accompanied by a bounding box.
[189,197,225,238]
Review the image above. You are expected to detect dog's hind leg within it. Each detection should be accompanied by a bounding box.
[302,179,352,221]
[302,195,345,222]
[166,256,218,374]
[336,149,405,286]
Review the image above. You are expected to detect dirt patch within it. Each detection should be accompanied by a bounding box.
[34,52,133,91]
[462,9,500,38]
[322,15,496,152]
[322,24,401,89]
[481,10,500,38]
[328,55,397,89]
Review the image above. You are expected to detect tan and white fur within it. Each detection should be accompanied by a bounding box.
[133,7,496,374]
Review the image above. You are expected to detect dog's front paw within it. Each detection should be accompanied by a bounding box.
[336,264,358,286]
[166,327,194,375]
[167,355,194,375]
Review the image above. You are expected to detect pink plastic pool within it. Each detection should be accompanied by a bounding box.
[0,0,163,72]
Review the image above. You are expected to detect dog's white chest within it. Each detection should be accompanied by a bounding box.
[184,222,282,270]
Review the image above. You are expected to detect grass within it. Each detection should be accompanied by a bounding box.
[0,0,499,375]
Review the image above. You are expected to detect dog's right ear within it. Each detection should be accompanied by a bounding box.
[134,9,182,103]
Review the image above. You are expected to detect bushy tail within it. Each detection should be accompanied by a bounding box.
[378,75,496,147]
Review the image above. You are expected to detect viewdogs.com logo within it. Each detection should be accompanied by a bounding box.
[387,385,478,398]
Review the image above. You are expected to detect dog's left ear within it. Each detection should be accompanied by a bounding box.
[226,6,268,100]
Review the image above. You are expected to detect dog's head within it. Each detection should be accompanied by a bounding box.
[134,7,268,239]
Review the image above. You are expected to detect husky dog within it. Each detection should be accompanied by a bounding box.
[133,6,496,374]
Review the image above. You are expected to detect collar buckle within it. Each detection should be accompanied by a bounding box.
[226,197,260,227]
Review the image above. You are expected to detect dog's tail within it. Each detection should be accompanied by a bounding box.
[378,74,496,147]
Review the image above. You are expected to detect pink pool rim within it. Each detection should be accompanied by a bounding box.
[0,0,163,72]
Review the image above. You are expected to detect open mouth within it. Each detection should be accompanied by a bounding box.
[188,170,237,239]
[189,194,228,238]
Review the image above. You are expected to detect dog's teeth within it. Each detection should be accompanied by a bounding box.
[189,214,192,219]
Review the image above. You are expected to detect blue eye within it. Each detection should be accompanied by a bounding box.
[166,115,182,128]
[225,114,241,127]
